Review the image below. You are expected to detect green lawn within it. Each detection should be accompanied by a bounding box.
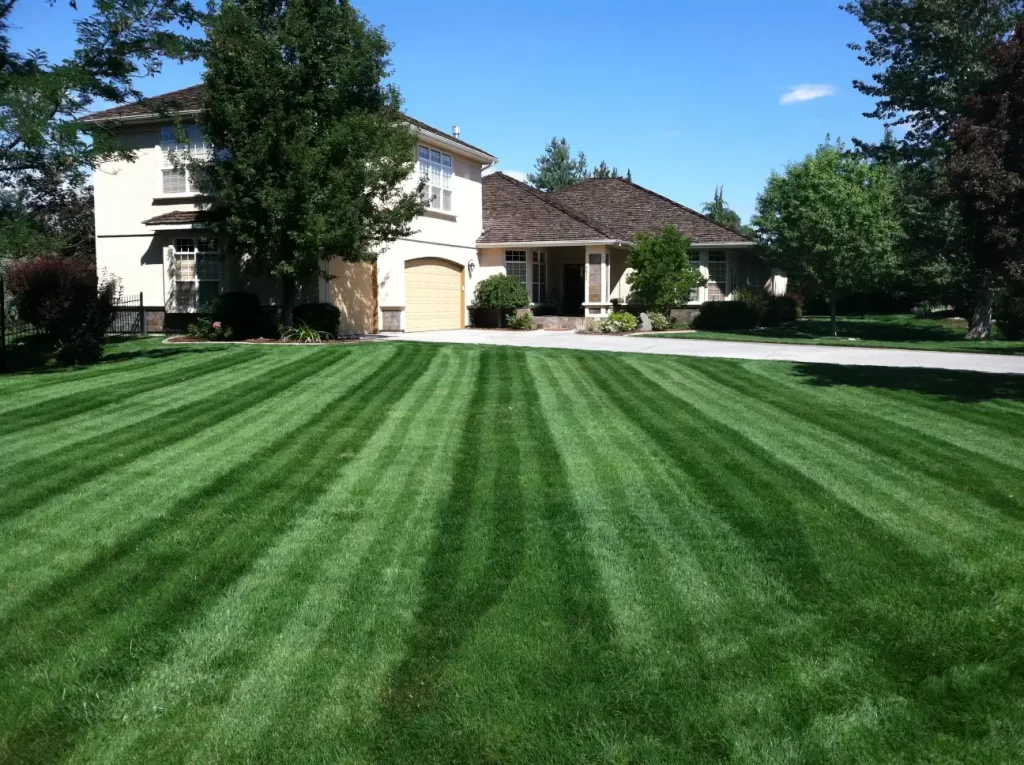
[2,338,1024,764]
[659,313,1024,354]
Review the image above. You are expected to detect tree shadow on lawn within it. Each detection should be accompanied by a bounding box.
[792,363,1024,404]
[1,338,228,378]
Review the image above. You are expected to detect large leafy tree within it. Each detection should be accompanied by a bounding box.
[626,225,703,312]
[197,0,424,326]
[528,137,588,191]
[948,23,1024,295]
[843,0,1024,337]
[0,0,201,259]
[752,140,902,335]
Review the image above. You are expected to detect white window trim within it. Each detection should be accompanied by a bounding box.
[418,145,454,212]
[531,251,547,304]
[160,124,211,197]
[172,236,223,312]
[505,250,527,293]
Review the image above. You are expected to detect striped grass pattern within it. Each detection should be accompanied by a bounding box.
[2,339,1023,764]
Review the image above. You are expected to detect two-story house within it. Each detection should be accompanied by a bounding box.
[85,85,780,334]
[83,85,499,334]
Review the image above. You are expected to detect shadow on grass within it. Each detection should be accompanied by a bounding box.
[793,362,1024,403]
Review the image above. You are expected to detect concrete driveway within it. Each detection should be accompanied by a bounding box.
[390,329,1024,375]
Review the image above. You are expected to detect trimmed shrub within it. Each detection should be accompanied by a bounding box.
[995,290,1024,340]
[187,317,233,340]
[692,301,759,331]
[505,311,536,330]
[647,311,672,331]
[5,255,116,364]
[761,295,803,326]
[294,302,341,337]
[598,311,639,333]
[473,275,530,311]
[210,291,264,339]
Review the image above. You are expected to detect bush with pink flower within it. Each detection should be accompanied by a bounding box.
[186,317,234,340]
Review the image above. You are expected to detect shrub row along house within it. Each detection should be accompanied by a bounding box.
[85,85,782,333]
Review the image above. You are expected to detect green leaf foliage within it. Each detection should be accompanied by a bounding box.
[752,140,902,331]
[197,0,424,324]
[472,274,530,311]
[701,186,743,233]
[626,225,703,312]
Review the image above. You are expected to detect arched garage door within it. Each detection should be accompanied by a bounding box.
[404,258,464,332]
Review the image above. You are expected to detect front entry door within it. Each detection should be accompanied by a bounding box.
[563,264,585,315]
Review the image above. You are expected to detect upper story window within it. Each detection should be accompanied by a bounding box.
[418,146,453,212]
[160,124,211,195]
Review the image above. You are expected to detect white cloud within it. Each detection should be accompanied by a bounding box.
[780,84,837,105]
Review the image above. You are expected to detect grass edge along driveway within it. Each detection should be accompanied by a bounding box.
[2,338,1024,764]
[657,313,1024,355]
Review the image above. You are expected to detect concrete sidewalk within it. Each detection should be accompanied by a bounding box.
[390,329,1024,375]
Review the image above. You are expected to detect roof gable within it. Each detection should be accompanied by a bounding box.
[479,173,619,245]
[83,84,497,160]
[552,177,751,245]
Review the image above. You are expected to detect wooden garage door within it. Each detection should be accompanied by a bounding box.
[404,258,464,332]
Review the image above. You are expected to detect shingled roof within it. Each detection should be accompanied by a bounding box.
[84,84,497,160]
[479,174,751,247]
[552,177,751,244]
[141,210,219,227]
[479,173,622,245]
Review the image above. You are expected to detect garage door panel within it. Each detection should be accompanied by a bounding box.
[405,258,463,332]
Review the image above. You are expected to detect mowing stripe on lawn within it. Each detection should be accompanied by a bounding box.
[686,359,1024,520]
[0,345,436,763]
[0,350,254,430]
[0,348,345,520]
[0,346,388,617]
[71,346,475,764]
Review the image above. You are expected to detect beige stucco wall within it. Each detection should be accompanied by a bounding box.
[93,120,491,329]
[329,260,375,334]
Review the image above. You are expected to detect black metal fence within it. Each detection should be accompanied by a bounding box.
[0,277,147,372]
[108,292,146,337]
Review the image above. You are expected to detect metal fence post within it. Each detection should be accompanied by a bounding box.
[1,278,6,373]
[140,292,146,336]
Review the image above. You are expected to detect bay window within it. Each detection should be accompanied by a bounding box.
[418,146,453,212]
[173,237,222,310]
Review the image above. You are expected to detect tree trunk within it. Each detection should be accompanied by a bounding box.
[967,273,994,340]
[829,296,838,337]
[280,274,297,329]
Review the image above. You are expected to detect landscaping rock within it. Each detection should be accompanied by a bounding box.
[639,312,653,331]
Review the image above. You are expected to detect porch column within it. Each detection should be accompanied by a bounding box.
[583,244,612,318]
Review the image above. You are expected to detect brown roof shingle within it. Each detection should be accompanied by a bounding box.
[479,173,619,245]
[84,85,497,159]
[141,209,218,226]
[552,177,751,245]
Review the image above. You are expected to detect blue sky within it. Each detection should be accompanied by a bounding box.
[12,0,884,221]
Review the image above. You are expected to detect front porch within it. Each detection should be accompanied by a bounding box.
[478,243,631,321]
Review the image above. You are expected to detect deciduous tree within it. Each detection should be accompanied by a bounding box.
[196,0,424,326]
[752,140,902,335]
[844,0,1024,337]
[948,23,1024,310]
[626,225,703,312]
